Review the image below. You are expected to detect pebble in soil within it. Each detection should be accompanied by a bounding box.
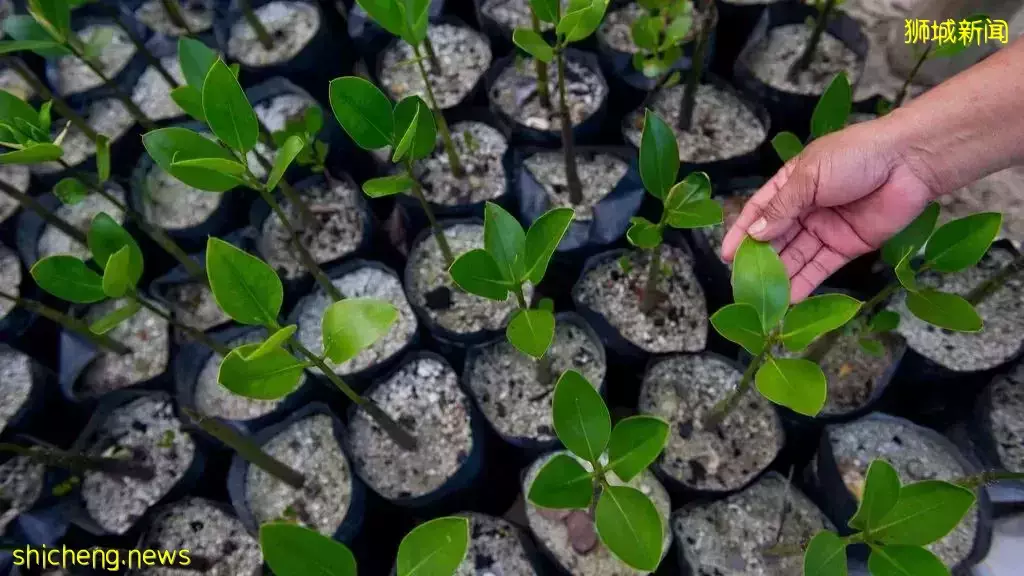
[490,55,605,132]
[32,98,137,174]
[54,23,137,97]
[599,2,696,53]
[258,177,366,280]
[454,513,539,575]
[0,65,34,100]
[639,354,783,492]
[624,84,766,164]
[0,347,32,436]
[575,244,708,353]
[0,246,20,321]
[524,451,672,575]
[139,154,224,231]
[295,266,417,377]
[480,0,565,31]
[892,245,1024,373]
[36,186,126,262]
[406,223,527,336]
[77,300,170,398]
[134,0,215,36]
[247,93,320,180]
[412,121,508,207]
[523,151,629,221]
[825,417,980,567]
[0,164,29,224]
[81,396,196,535]
[136,498,261,576]
[985,362,1024,471]
[746,24,861,95]
[163,281,230,340]
[347,356,473,500]
[673,472,832,575]
[246,413,353,535]
[227,0,320,68]
[466,318,605,443]
[380,24,491,110]
[0,456,45,533]
[132,55,187,121]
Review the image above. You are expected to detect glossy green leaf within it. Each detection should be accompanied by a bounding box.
[872,480,977,546]
[755,357,827,416]
[87,213,143,287]
[664,172,711,209]
[524,207,574,284]
[923,212,1002,273]
[512,28,553,63]
[868,545,949,576]
[859,338,886,358]
[267,134,305,190]
[245,325,297,361]
[169,86,206,123]
[95,134,110,183]
[0,39,64,55]
[606,416,669,482]
[552,369,609,463]
[27,0,70,42]
[202,59,259,153]
[906,289,982,332]
[484,202,526,283]
[2,16,68,57]
[396,516,470,576]
[89,299,141,334]
[354,0,404,38]
[206,237,283,326]
[626,217,662,249]
[811,73,852,138]
[363,175,414,197]
[667,199,723,228]
[448,249,511,301]
[171,156,247,176]
[780,294,862,351]
[638,109,678,200]
[710,303,766,355]
[0,143,63,164]
[506,307,555,359]
[37,101,51,133]
[557,0,611,43]
[82,26,113,61]
[53,177,89,205]
[142,127,245,192]
[219,343,305,399]
[733,236,790,332]
[870,310,901,333]
[882,202,939,267]
[663,13,691,46]
[894,251,918,292]
[399,0,431,46]
[594,485,663,572]
[322,298,399,364]
[803,531,848,576]
[393,96,435,161]
[772,131,804,162]
[529,0,559,23]
[391,103,419,163]
[849,459,901,531]
[260,523,357,576]
[630,15,659,51]
[0,90,42,132]
[329,77,394,151]
[101,246,134,298]
[527,454,593,509]
[30,256,106,303]
[178,37,218,91]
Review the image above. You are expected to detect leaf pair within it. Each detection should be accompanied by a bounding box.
[511,0,611,60]
[0,89,66,165]
[771,73,851,162]
[355,0,431,47]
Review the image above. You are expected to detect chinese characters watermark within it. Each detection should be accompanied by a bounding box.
[905,18,1009,46]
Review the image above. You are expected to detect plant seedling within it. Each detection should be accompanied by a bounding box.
[771,72,851,163]
[512,0,611,204]
[527,370,670,572]
[790,0,843,77]
[627,109,724,312]
[629,0,693,93]
[271,106,330,175]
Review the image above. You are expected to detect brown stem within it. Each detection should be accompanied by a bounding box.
[6,58,99,140]
[412,44,465,179]
[894,43,932,108]
[678,2,713,131]
[790,0,836,76]
[0,179,88,248]
[0,290,131,355]
[531,11,552,109]
[703,350,767,429]
[966,253,1024,305]
[240,0,275,50]
[640,246,663,313]
[405,160,454,267]
[0,443,154,481]
[131,293,231,355]
[160,0,195,36]
[556,50,583,205]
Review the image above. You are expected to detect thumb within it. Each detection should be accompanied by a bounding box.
[746,159,818,241]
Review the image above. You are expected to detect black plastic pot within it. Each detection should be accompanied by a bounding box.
[347,0,445,56]
[0,244,41,344]
[710,0,774,80]
[958,373,1024,510]
[0,447,75,575]
[114,0,220,44]
[471,0,544,54]
[0,344,53,440]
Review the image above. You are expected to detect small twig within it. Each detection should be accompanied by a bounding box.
[160,0,196,36]
[404,159,455,267]
[132,293,231,356]
[555,49,583,205]
[5,58,99,140]
[0,178,88,248]
[0,442,154,481]
[0,290,132,355]
[894,44,932,108]
[966,253,1024,305]
[789,0,837,77]
[239,0,275,50]
[703,350,768,429]
[412,44,465,178]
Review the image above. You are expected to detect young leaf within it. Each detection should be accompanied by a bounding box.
[923,212,1002,273]
[811,73,852,138]
[89,299,141,334]
[218,343,305,399]
[780,294,862,352]
[170,86,206,123]
[2,16,68,57]
[27,0,71,43]
[529,0,559,23]
[894,251,918,291]
[82,26,113,61]
[448,249,511,301]
[267,134,305,190]
[329,77,394,151]
[512,28,553,63]
[206,237,283,326]
[552,369,610,463]
[626,217,662,249]
[101,246,134,298]
[803,531,848,576]
[354,0,405,39]
[772,132,805,162]
[399,0,431,46]
[639,109,679,200]
[393,96,435,161]
[95,135,110,183]
[867,545,949,576]
[755,357,827,416]
[142,127,246,192]
[0,39,64,55]
[396,517,470,576]
[870,310,900,333]
[0,143,63,164]
[849,459,901,531]
[484,202,527,283]
[260,523,357,576]
[710,303,766,355]
[506,307,556,358]
[53,177,89,205]
[391,104,419,163]
[30,256,106,304]
[605,416,669,482]
[322,298,398,365]
[88,213,143,287]
[666,199,723,228]
[872,480,976,546]
[37,101,51,133]
[905,289,982,332]
[882,202,939,267]
[630,15,659,51]
[363,175,414,197]
[171,156,248,176]
[859,338,886,358]
[557,0,611,43]
[524,207,574,284]
[178,37,218,91]
[733,237,790,332]
[527,454,594,509]
[245,324,297,360]
[0,90,43,132]
[202,59,259,153]
[594,485,663,572]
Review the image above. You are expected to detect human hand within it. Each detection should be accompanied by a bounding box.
[721,119,938,301]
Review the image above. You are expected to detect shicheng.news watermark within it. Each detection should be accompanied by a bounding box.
[12,545,193,572]
[905,17,1010,46]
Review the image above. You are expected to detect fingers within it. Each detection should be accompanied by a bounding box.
[778,228,823,279]
[789,246,849,303]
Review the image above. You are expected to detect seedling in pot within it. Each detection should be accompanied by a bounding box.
[260,515,470,575]
[627,109,723,312]
[512,0,611,204]
[528,370,670,572]
[789,0,843,77]
[628,0,693,102]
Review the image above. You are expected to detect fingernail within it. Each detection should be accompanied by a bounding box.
[748,218,767,235]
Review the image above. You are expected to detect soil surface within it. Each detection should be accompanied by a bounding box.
[523,151,629,221]
[37,187,126,262]
[455,513,538,575]
[138,498,261,576]
[746,24,861,95]
[0,456,45,533]
[228,0,320,67]
[79,300,169,397]
[0,246,20,321]
[195,330,297,421]
[132,55,187,121]
[414,121,508,206]
[134,0,215,36]
[380,24,490,110]
[0,347,32,436]
[490,55,605,132]
[986,362,1024,472]
[55,24,136,96]
[140,161,223,230]
[33,98,136,174]
[164,281,230,338]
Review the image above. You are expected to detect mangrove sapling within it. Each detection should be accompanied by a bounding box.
[448,202,574,383]
[261,516,470,576]
[530,7,553,109]
[528,370,670,571]
[789,0,840,77]
[512,0,611,204]
[771,71,851,164]
[628,0,692,106]
[627,110,723,312]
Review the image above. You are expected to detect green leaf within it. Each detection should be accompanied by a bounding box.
[923,212,1002,273]
[245,325,297,361]
[218,343,305,399]
[27,0,70,42]
[870,310,901,333]
[95,135,110,183]
[53,177,89,205]
[557,0,611,43]
[202,59,259,153]
[663,13,691,46]
[639,109,678,200]
[363,175,414,197]
[905,289,982,332]
[30,256,106,303]
[89,299,141,334]
[354,0,405,38]
[780,294,862,352]
[171,156,247,176]
[811,73,852,138]
[630,15,659,51]
[626,217,662,249]
[170,86,206,123]
[260,523,357,576]
[527,454,594,509]
[82,26,113,61]
[101,246,134,298]
[512,28,553,63]
[484,202,527,283]
[448,248,511,301]
[667,199,723,228]
[329,76,394,151]
[882,202,939,267]
[849,459,901,531]
[605,416,669,482]
[506,307,555,359]
[733,236,790,332]
[710,303,766,355]
[2,16,68,57]
[391,103,419,163]
[393,96,435,161]
[803,531,848,576]
[0,39,63,55]
[142,127,245,192]
[552,369,610,463]
[755,357,827,416]
[868,545,950,576]
[930,14,988,59]
[0,90,43,132]
[894,251,918,292]
[267,134,305,190]
[322,298,399,364]
[664,171,712,209]
[859,338,886,358]
[178,37,218,91]
[399,0,431,46]
[872,480,977,546]
[87,213,143,287]
[396,516,470,576]
[772,131,805,162]
[594,485,663,572]
[529,0,559,22]
[0,143,63,165]
[205,237,283,326]
[524,207,574,284]
[37,101,52,133]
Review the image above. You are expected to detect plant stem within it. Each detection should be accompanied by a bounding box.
[956,470,1024,490]
[801,281,900,363]
[182,408,305,489]
[678,0,712,131]
[289,340,418,451]
[894,43,932,108]
[702,349,768,429]
[555,49,583,205]
[103,8,178,87]
[966,253,1024,305]
[131,292,231,355]
[422,34,441,72]
[530,11,552,109]
[640,247,663,313]
[160,0,195,36]
[513,286,554,386]
[252,125,320,231]
[64,39,158,132]
[6,58,99,140]
[790,0,836,76]
[0,442,154,480]
[240,0,275,50]
[0,179,88,248]
[0,290,131,355]
[411,44,465,179]
[404,160,455,267]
